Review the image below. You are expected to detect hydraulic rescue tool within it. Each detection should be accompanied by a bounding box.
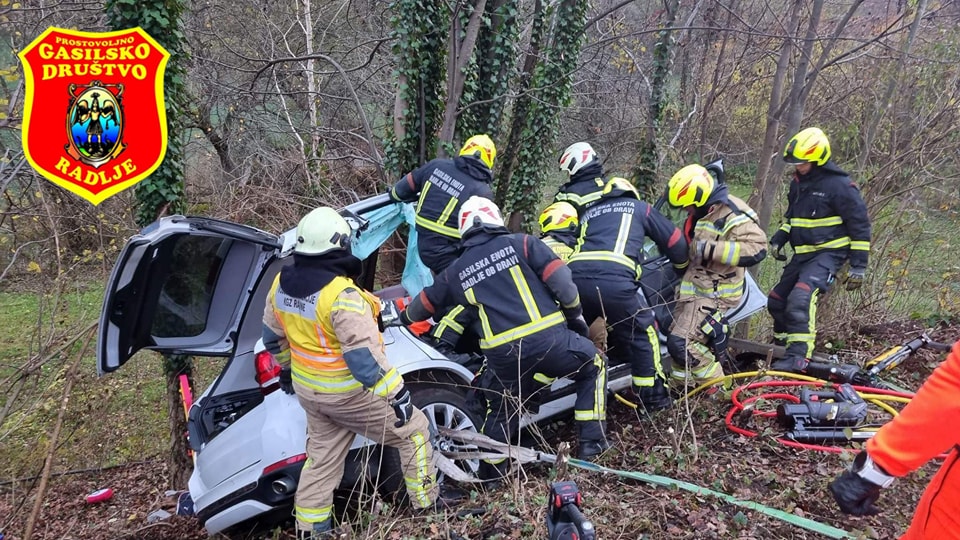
[776,383,871,443]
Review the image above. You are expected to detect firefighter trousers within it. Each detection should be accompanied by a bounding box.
[575,278,664,389]
[767,251,846,360]
[291,381,437,532]
[478,327,606,479]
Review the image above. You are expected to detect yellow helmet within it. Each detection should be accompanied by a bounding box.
[460,134,497,169]
[668,164,715,208]
[783,127,831,166]
[602,176,639,199]
[538,202,578,234]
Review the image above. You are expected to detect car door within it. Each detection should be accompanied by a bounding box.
[98,216,281,375]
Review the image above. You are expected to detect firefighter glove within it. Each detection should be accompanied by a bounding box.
[846,268,866,291]
[279,367,295,395]
[391,387,414,428]
[770,230,788,261]
[829,469,882,516]
[567,315,590,338]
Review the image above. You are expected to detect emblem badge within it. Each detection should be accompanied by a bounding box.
[18,27,170,205]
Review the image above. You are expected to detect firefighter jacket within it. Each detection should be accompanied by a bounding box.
[388,155,494,269]
[866,340,960,539]
[263,254,402,399]
[540,230,577,261]
[775,160,871,269]
[404,228,582,354]
[553,161,607,214]
[680,185,767,302]
[567,193,689,283]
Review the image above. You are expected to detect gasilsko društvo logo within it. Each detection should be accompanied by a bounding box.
[18,27,170,205]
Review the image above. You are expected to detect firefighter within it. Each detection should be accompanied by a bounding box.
[539,201,607,353]
[567,177,689,412]
[397,196,610,481]
[665,164,767,384]
[387,134,497,358]
[828,340,960,539]
[768,127,872,374]
[261,207,451,539]
[554,142,607,214]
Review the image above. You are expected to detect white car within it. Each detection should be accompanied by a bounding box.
[97,190,766,536]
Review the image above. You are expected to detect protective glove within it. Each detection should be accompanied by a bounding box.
[279,367,295,395]
[390,387,414,428]
[770,230,789,261]
[828,469,882,516]
[567,315,590,338]
[846,268,866,291]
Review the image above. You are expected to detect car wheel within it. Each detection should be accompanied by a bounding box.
[372,383,482,504]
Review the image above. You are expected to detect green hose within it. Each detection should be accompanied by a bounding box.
[565,457,856,539]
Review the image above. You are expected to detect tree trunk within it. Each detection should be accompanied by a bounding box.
[165,361,194,489]
[438,0,489,149]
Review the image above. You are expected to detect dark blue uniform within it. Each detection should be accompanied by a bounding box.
[568,190,688,411]
[403,228,607,474]
[389,155,494,273]
[553,161,606,215]
[768,160,871,362]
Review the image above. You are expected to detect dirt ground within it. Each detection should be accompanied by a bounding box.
[2,320,957,540]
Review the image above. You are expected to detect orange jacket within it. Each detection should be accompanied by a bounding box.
[867,340,960,539]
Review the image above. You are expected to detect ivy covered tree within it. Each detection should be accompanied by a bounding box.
[105,0,193,488]
[499,0,588,231]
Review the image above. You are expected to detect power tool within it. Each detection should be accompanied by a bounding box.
[776,383,872,443]
[546,481,596,540]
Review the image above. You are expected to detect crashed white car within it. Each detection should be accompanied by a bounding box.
[97,190,766,535]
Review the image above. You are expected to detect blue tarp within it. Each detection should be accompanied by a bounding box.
[349,202,434,296]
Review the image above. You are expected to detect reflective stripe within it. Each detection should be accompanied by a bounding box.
[721,213,754,235]
[292,369,363,393]
[793,236,851,254]
[568,251,637,274]
[434,305,466,337]
[479,311,566,349]
[780,223,792,233]
[405,431,435,509]
[370,367,402,398]
[632,375,654,387]
[789,216,844,228]
[296,505,333,523]
[647,324,664,379]
[720,241,741,266]
[679,279,744,299]
[613,213,631,256]
[437,196,458,230]
[533,372,555,385]
[850,240,870,251]
[509,265,542,322]
[465,288,495,342]
[575,410,602,421]
[415,183,460,238]
[332,297,367,315]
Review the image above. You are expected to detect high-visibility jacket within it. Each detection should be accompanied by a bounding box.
[405,229,582,354]
[867,340,960,539]
[568,195,688,282]
[266,274,401,398]
[680,191,767,302]
[388,155,494,271]
[776,160,871,269]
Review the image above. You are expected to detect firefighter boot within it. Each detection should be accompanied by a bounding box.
[477,459,510,491]
[577,421,611,460]
[414,484,466,514]
[636,378,673,413]
[297,519,335,540]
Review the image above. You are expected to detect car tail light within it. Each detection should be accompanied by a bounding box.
[262,453,307,475]
[255,350,281,395]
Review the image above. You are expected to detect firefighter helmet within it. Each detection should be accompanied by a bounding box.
[294,207,352,256]
[668,164,715,208]
[783,127,831,166]
[459,196,505,238]
[460,134,497,169]
[539,202,578,234]
[558,142,598,176]
[602,176,640,199]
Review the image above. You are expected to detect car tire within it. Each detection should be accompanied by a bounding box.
[372,382,482,505]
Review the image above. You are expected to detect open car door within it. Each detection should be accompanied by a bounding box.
[98,216,281,375]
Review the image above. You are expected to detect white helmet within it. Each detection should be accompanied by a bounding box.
[294,207,352,255]
[458,196,504,238]
[558,142,598,176]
